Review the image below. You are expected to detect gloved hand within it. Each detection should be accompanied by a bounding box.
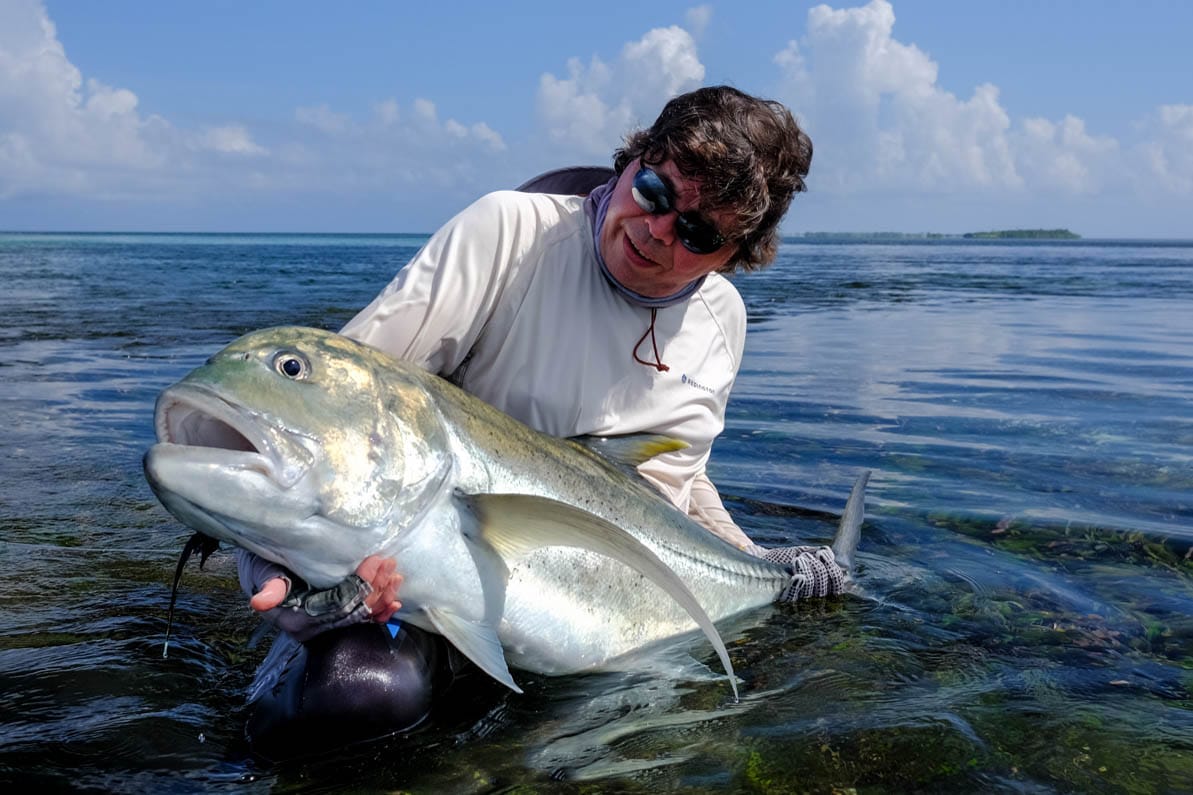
[748,544,846,602]
[236,550,402,642]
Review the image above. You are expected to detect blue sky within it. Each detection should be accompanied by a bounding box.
[2,0,1191,237]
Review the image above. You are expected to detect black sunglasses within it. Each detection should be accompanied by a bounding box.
[631,167,727,255]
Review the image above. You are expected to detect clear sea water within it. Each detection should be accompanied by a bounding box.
[1,232,1191,792]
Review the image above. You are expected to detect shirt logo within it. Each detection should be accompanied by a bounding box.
[681,373,715,394]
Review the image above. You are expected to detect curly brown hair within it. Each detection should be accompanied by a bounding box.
[613,86,812,272]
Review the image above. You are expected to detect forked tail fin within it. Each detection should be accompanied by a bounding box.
[830,470,870,571]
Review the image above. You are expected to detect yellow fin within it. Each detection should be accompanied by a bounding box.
[571,433,689,469]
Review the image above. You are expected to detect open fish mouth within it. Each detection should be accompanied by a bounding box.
[152,383,304,488]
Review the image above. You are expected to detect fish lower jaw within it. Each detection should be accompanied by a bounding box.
[152,489,360,587]
[144,441,309,493]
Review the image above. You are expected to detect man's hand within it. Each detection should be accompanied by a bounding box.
[249,576,290,613]
[354,555,403,623]
[250,554,403,624]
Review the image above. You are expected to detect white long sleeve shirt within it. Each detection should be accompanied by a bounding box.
[340,189,751,546]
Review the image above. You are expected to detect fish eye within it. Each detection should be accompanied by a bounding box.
[272,351,310,380]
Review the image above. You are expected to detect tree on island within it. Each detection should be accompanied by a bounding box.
[962,229,1080,239]
[795,229,1080,241]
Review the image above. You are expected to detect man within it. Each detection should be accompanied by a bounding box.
[239,85,837,747]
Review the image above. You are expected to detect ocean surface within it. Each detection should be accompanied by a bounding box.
[1,232,1191,792]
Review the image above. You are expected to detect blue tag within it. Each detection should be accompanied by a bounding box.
[385,618,401,639]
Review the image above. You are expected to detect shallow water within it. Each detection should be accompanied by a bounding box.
[1,233,1191,792]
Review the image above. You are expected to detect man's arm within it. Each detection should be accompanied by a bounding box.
[685,470,754,549]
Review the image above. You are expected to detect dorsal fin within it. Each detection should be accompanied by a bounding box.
[570,434,689,471]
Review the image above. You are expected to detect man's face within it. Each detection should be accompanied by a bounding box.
[599,159,737,298]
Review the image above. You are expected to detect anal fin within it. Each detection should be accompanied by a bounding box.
[424,606,523,694]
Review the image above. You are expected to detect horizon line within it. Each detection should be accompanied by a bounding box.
[4,229,1193,243]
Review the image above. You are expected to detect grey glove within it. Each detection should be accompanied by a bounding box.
[235,549,374,642]
[751,544,846,602]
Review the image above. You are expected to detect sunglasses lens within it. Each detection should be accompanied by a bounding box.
[632,167,726,255]
[631,168,672,214]
[675,214,724,255]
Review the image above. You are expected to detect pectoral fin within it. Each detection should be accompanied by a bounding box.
[423,606,523,694]
[461,492,739,700]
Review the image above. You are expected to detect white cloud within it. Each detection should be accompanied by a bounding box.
[5,0,1185,232]
[684,5,713,40]
[0,0,509,212]
[622,27,705,109]
[373,99,400,126]
[413,97,439,125]
[538,57,627,155]
[295,104,350,135]
[0,0,278,200]
[761,0,1193,237]
[83,79,139,119]
[375,96,506,150]
[1016,115,1117,194]
[469,122,506,152]
[774,0,1192,209]
[776,0,1021,193]
[1132,104,1193,194]
[537,23,705,157]
[0,0,166,196]
[244,97,508,198]
[199,125,267,156]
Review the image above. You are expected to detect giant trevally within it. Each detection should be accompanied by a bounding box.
[144,326,865,697]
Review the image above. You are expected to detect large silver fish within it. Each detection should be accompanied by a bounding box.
[144,326,865,697]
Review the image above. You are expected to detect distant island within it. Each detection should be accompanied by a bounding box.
[798,232,951,240]
[962,229,1080,240]
[795,228,1081,241]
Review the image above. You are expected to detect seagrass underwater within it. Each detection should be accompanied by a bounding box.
[2,233,1193,791]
